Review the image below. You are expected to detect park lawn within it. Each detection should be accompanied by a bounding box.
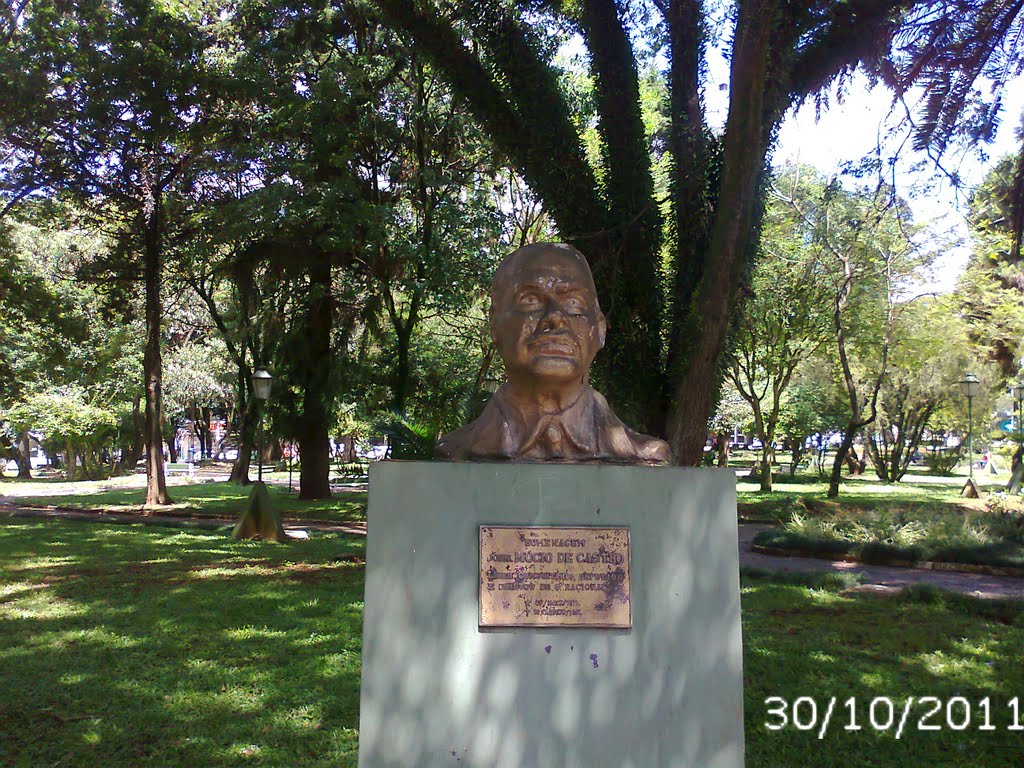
[743,573,1024,767]
[736,473,1006,523]
[0,480,367,524]
[2,520,1022,767]
[739,474,1024,568]
[739,472,991,507]
[0,520,365,768]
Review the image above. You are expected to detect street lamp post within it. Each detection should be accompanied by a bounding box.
[252,369,274,483]
[958,373,980,495]
[233,367,285,541]
[288,442,294,493]
[1013,383,1024,452]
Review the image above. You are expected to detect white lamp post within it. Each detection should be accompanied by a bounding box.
[252,369,273,482]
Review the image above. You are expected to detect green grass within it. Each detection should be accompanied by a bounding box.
[742,575,1024,767]
[739,474,1024,569]
[0,480,367,524]
[0,520,364,768]
[2,519,1022,767]
[754,504,1024,568]
[737,472,1003,515]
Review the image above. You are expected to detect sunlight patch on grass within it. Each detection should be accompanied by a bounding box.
[7,555,80,572]
[6,479,369,523]
[293,632,336,648]
[1,596,88,621]
[224,625,292,641]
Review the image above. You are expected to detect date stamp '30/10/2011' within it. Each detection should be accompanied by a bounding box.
[764,696,1024,740]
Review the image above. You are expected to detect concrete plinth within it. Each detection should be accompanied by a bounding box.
[358,462,744,768]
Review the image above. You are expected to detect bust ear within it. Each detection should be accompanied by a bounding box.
[597,312,607,349]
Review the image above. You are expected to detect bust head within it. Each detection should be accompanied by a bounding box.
[434,242,670,465]
[489,243,606,401]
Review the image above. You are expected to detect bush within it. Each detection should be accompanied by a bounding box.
[923,447,962,476]
[859,541,921,565]
[756,503,1024,569]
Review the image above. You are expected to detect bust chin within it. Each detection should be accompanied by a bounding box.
[435,242,671,466]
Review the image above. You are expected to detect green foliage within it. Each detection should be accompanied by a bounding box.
[923,447,964,476]
[725,166,838,487]
[757,502,1024,568]
[865,298,979,482]
[958,152,1024,375]
[3,388,117,479]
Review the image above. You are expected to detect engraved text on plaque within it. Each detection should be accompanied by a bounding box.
[479,525,631,628]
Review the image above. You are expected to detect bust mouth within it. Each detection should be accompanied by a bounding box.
[529,335,577,357]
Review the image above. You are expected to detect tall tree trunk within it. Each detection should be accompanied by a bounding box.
[664,0,714,438]
[573,0,665,433]
[16,431,31,479]
[142,183,171,506]
[297,256,333,500]
[666,1,781,464]
[759,444,774,493]
[65,441,77,482]
[120,394,145,471]
[393,323,413,413]
[829,430,858,497]
[230,372,255,484]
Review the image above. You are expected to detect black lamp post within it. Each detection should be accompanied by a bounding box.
[252,369,273,482]
[958,373,980,485]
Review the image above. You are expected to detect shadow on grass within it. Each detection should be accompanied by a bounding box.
[7,482,368,525]
[0,521,365,768]
[4,521,1023,768]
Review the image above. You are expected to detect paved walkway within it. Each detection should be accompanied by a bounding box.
[738,523,1024,600]
[2,502,1021,600]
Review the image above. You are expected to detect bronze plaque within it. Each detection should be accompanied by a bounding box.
[479,526,631,629]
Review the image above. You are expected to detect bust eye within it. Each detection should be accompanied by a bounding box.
[516,292,543,309]
[564,297,587,315]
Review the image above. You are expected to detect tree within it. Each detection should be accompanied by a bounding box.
[2,0,228,504]
[162,337,234,461]
[863,298,972,482]
[776,369,847,477]
[4,388,117,481]
[374,0,1021,464]
[958,152,1024,374]
[707,384,754,467]
[724,166,833,490]
[770,165,937,495]
[364,58,504,414]
[0,202,145,479]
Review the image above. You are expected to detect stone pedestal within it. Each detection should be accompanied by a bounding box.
[358,462,744,768]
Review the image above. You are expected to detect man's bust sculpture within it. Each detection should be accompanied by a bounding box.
[436,243,671,465]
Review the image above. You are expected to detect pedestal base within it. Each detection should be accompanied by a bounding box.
[358,462,744,768]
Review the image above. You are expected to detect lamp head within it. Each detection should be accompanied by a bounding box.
[958,373,979,398]
[252,369,274,401]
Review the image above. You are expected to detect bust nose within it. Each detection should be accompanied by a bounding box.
[536,300,569,332]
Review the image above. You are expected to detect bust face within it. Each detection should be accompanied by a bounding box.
[490,244,607,390]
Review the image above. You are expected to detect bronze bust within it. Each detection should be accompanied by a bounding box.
[436,243,671,465]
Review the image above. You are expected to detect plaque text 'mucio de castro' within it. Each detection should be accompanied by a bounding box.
[479,525,631,629]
